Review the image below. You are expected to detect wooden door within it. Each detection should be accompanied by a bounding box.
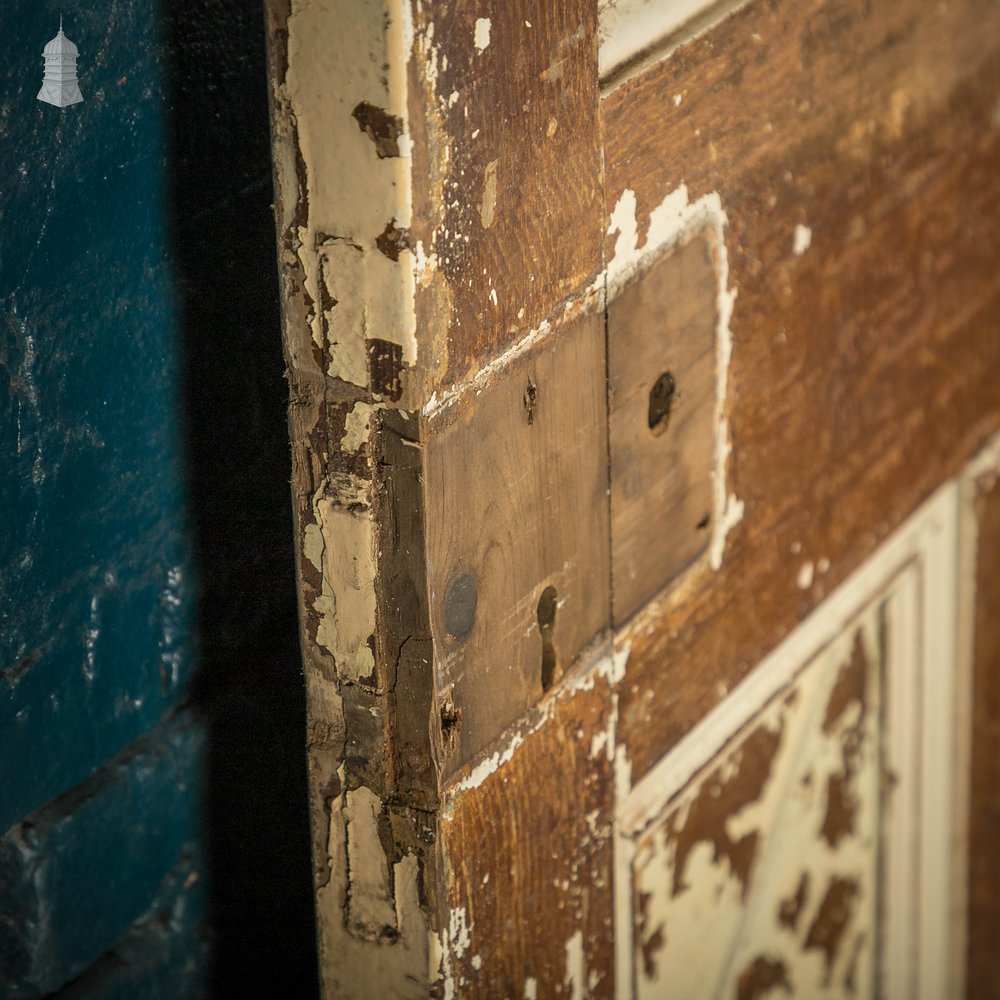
[262,0,1000,996]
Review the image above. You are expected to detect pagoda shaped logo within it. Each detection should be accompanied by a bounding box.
[38,18,84,108]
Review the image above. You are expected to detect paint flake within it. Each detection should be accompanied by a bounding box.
[793,223,813,256]
[474,17,492,51]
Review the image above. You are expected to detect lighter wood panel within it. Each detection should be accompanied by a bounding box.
[423,313,611,776]
[607,225,718,624]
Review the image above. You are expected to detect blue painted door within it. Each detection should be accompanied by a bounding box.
[1,3,316,995]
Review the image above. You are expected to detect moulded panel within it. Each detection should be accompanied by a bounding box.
[614,484,966,1000]
[630,617,881,998]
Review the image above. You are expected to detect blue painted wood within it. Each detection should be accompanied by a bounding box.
[0,1,317,994]
[1,3,197,831]
[0,714,206,998]
[49,855,208,1000]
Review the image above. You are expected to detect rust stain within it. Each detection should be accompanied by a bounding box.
[669,724,783,900]
[803,876,859,977]
[736,955,791,1000]
[777,872,809,931]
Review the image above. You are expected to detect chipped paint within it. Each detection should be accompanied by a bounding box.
[629,620,880,998]
[449,905,472,958]
[344,786,396,936]
[279,0,417,385]
[316,781,430,998]
[793,223,813,256]
[797,560,815,590]
[434,905,474,1000]
[267,3,436,996]
[312,494,376,681]
[474,17,491,52]
[341,401,373,453]
[565,929,586,1000]
[615,482,967,1000]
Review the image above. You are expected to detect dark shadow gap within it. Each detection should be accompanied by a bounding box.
[162,2,318,995]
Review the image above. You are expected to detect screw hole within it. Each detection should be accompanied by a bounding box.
[538,585,558,692]
[696,513,710,530]
[648,372,677,435]
[524,377,538,425]
[440,701,462,749]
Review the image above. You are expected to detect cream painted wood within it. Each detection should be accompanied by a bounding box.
[598,0,749,85]
[614,481,969,999]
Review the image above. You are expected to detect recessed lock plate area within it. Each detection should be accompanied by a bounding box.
[422,312,611,777]
[607,226,719,624]
[419,225,720,777]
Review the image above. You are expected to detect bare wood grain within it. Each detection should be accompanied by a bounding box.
[422,312,611,777]
[409,0,604,395]
[438,674,615,999]
[604,0,1000,784]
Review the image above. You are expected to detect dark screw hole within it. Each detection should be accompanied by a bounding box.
[696,513,710,530]
[440,702,462,748]
[524,377,538,425]
[648,371,677,435]
[538,585,558,692]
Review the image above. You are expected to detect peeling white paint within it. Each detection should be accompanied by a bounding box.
[303,521,324,573]
[313,496,377,681]
[412,239,438,284]
[341,401,373,452]
[615,482,967,1000]
[630,619,881,998]
[449,906,472,959]
[344,787,396,936]
[282,0,417,386]
[797,560,815,589]
[793,222,813,256]
[474,17,492,52]
[524,977,538,1000]
[453,730,528,793]
[564,930,586,1000]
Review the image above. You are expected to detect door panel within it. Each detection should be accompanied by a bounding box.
[262,0,1000,995]
[616,484,963,999]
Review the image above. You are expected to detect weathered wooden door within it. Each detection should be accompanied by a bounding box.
[263,0,1000,996]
